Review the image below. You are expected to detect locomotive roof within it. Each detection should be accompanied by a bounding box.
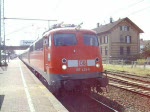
[43,27,96,36]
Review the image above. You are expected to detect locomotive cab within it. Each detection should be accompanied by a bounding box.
[43,28,108,93]
[20,24,109,94]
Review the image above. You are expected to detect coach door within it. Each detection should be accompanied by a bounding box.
[44,36,49,72]
[44,35,51,73]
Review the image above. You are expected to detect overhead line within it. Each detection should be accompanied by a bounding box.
[128,6,150,16]
[6,24,34,36]
[4,17,57,21]
[126,0,144,8]
[101,0,145,23]
[112,0,145,17]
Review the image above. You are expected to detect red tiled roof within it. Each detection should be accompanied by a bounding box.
[93,17,144,34]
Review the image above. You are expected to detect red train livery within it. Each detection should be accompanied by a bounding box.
[20,25,108,94]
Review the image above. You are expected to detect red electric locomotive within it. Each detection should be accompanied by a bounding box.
[20,24,108,94]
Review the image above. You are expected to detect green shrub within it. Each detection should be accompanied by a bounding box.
[137,59,147,65]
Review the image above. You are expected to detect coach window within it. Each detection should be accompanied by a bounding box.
[29,45,33,52]
[35,38,43,50]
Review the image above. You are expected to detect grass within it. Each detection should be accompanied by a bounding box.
[103,64,150,77]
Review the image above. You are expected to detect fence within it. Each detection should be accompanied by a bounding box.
[103,60,150,69]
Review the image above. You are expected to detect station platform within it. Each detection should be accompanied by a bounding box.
[0,58,68,112]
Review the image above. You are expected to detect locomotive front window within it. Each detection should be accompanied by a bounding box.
[54,34,77,46]
[83,34,99,46]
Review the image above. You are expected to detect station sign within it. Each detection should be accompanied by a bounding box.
[20,40,34,46]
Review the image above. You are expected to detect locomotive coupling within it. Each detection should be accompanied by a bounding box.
[97,77,109,87]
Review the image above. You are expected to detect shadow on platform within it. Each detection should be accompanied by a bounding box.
[0,95,5,110]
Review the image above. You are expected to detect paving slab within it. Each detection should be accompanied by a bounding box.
[0,58,68,112]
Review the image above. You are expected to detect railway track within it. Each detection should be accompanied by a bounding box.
[107,70,150,97]
[33,69,118,112]
[107,70,150,83]
[57,92,119,112]
[89,95,119,112]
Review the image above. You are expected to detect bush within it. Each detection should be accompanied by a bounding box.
[137,59,147,65]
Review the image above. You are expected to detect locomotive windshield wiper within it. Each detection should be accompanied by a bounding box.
[61,44,68,46]
[60,43,75,46]
[57,43,68,46]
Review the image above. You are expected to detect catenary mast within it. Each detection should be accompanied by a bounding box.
[0,0,5,66]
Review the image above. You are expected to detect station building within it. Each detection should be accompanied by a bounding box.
[93,17,144,61]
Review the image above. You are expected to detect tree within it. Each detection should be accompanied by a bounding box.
[142,42,150,57]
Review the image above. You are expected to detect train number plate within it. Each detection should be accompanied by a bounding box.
[76,68,90,72]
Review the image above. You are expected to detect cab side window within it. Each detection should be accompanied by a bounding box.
[43,37,49,46]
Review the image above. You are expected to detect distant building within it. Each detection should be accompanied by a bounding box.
[93,17,144,60]
[140,39,150,52]
[140,39,150,61]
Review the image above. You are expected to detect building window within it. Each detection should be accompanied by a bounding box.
[120,47,124,55]
[99,37,102,44]
[105,46,108,55]
[104,36,108,44]
[127,46,130,55]
[101,47,102,54]
[125,35,131,43]
[120,35,124,42]
[120,26,129,31]
[102,36,104,44]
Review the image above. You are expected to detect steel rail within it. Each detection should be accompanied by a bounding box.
[107,70,150,80]
[89,95,119,112]
[108,76,150,90]
[106,70,150,97]
[109,83,150,97]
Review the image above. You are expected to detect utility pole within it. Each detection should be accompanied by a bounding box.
[0,0,57,67]
[2,0,6,65]
[0,0,2,66]
[0,0,7,68]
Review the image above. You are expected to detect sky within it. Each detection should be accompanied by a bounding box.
[2,0,150,46]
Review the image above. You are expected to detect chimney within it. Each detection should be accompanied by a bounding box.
[110,17,113,23]
[97,23,100,28]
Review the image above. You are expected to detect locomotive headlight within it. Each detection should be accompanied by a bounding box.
[62,65,67,70]
[96,63,100,68]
